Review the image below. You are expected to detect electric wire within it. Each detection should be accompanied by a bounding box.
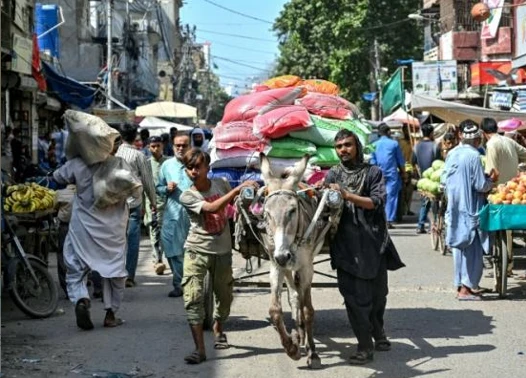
[201,0,273,25]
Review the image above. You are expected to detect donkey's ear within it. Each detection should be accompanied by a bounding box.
[290,154,309,180]
[260,152,274,181]
[283,154,309,189]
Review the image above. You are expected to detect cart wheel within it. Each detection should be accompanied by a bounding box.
[203,271,214,330]
[438,233,446,255]
[430,224,439,251]
[438,218,447,255]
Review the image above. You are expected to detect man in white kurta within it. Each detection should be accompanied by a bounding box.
[53,157,142,329]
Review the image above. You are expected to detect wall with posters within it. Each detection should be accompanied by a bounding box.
[412,60,458,99]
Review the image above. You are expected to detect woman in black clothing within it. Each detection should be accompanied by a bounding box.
[324,129,405,365]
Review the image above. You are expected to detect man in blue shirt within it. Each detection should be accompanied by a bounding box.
[371,124,406,228]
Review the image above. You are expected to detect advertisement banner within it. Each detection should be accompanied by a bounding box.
[412,61,458,99]
[471,61,525,86]
[11,34,33,75]
[481,0,505,40]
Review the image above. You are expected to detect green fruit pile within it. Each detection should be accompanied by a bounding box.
[417,160,445,195]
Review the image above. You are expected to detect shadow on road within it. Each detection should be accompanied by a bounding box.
[314,307,495,376]
[221,306,496,376]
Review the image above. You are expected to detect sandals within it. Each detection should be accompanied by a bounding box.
[184,351,206,365]
[214,333,230,350]
[375,339,391,352]
[457,294,482,301]
[349,350,374,365]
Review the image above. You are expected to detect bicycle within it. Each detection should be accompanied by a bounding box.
[421,190,448,255]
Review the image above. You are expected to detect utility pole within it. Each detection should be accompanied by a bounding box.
[374,38,382,119]
[369,38,379,121]
[106,0,113,109]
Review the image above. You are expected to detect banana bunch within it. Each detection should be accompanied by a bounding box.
[3,183,56,213]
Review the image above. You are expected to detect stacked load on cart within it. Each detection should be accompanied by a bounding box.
[209,75,373,186]
[417,159,445,199]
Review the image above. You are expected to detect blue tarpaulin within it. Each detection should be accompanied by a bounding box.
[42,61,95,109]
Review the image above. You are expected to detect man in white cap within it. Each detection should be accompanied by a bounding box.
[441,120,499,301]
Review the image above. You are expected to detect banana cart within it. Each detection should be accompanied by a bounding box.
[479,204,526,297]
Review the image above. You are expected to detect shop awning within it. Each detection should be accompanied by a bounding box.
[42,61,95,109]
[139,116,194,136]
[135,101,197,119]
[383,108,420,127]
[412,93,526,129]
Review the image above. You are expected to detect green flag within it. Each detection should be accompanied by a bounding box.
[381,68,404,115]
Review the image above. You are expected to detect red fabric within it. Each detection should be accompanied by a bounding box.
[296,93,355,120]
[213,121,269,150]
[222,87,303,123]
[253,105,312,139]
[32,34,47,92]
[306,170,330,185]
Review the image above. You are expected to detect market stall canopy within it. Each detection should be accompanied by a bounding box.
[139,116,194,136]
[412,94,526,129]
[42,61,95,109]
[383,108,420,127]
[135,101,197,119]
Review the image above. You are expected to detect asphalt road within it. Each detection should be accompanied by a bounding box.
[2,206,526,378]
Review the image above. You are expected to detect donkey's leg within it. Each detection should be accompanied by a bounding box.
[284,270,305,348]
[269,264,300,360]
[301,266,321,369]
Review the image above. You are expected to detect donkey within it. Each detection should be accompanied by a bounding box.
[258,153,341,369]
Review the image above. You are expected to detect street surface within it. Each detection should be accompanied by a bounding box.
[2,202,526,378]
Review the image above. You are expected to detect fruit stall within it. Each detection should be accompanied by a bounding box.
[3,183,57,263]
[480,171,526,297]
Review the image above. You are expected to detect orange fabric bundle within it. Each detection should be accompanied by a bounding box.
[301,79,339,96]
[263,75,302,89]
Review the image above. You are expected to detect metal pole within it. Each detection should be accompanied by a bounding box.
[106,0,113,109]
[5,89,11,127]
[374,38,382,119]
[125,0,131,107]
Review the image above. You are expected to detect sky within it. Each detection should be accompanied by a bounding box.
[180,0,288,93]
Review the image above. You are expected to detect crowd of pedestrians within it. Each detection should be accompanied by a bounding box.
[46,116,526,365]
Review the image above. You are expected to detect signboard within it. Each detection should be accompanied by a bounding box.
[412,60,458,99]
[471,61,525,86]
[481,0,505,39]
[514,1,526,68]
[11,34,32,75]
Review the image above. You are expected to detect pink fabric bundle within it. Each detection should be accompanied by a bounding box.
[497,118,522,133]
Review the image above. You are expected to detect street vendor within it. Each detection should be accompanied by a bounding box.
[481,117,526,277]
[441,120,499,301]
[482,117,526,185]
[179,148,258,365]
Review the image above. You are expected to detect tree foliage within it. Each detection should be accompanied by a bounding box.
[273,0,423,112]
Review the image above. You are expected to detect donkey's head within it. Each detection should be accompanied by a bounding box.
[260,153,309,267]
